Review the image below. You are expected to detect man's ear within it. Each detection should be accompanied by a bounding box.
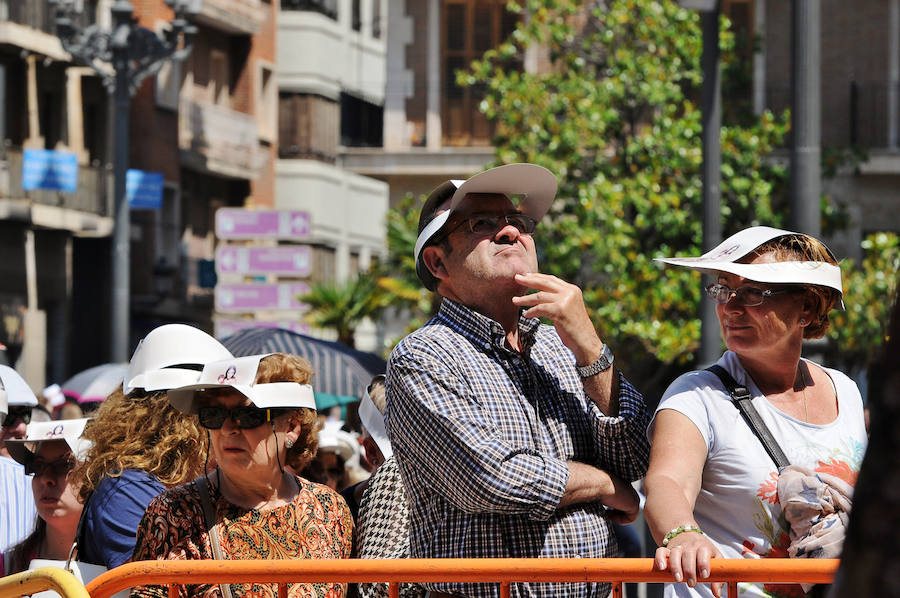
[422,245,449,281]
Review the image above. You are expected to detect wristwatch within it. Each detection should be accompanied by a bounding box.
[575,344,614,378]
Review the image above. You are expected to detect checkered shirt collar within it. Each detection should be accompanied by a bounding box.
[436,298,540,356]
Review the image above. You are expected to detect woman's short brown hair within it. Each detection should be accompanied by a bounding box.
[254,353,318,471]
[748,234,842,339]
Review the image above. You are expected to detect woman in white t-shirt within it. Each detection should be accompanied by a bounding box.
[644,227,867,598]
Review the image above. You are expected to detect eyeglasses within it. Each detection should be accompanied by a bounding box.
[445,212,537,238]
[198,405,285,430]
[2,407,32,428]
[705,283,800,307]
[25,456,76,477]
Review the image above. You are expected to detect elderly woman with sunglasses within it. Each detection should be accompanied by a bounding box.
[2,418,91,576]
[130,353,353,598]
[644,227,867,598]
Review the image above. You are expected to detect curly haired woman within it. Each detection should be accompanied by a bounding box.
[131,353,353,598]
[71,324,233,568]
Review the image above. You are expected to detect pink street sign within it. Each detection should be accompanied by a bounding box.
[216,245,312,276]
[215,282,311,313]
[215,208,311,240]
[215,319,310,340]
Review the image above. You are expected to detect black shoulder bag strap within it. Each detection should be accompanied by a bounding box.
[706,365,790,469]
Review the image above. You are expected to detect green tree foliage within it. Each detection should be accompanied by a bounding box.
[827,233,900,374]
[298,272,388,348]
[378,0,894,390]
[374,192,438,340]
[460,0,788,386]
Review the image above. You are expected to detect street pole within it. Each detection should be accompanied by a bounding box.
[51,0,194,361]
[790,0,821,237]
[110,2,131,363]
[699,5,722,366]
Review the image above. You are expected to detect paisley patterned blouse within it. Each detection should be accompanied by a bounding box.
[130,475,353,598]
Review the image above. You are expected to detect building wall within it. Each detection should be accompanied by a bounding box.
[764,0,891,148]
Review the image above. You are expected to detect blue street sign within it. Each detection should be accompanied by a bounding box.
[126,169,165,210]
[22,149,78,193]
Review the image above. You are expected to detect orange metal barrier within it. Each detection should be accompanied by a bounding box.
[84,558,839,598]
[0,567,92,598]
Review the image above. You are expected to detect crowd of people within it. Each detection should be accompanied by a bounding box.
[0,163,871,598]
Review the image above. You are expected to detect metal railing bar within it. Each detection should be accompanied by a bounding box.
[84,558,839,598]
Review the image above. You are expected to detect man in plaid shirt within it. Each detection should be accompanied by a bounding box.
[385,164,651,598]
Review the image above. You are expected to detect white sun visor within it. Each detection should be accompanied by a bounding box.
[124,324,234,394]
[168,354,317,414]
[656,226,844,308]
[414,163,558,268]
[5,418,93,465]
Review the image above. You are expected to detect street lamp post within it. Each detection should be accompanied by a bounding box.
[51,0,195,362]
[679,0,722,366]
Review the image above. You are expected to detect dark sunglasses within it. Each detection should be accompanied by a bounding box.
[2,407,32,427]
[446,212,537,238]
[25,456,76,477]
[198,405,286,430]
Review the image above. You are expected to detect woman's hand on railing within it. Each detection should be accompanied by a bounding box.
[654,533,725,598]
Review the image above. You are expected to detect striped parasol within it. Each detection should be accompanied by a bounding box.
[220,327,385,410]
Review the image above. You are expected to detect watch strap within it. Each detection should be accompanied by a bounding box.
[576,344,614,378]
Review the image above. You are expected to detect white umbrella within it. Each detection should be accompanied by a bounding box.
[61,363,129,404]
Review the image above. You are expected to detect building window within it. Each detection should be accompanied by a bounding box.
[441,0,519,146]
[352,0,362,31]
[340,92,383,147]
[279,92,339,161]
[257,61,277,142]
[280,0,338,19]
[372,0,382,39]
[722,0,754,123]
[210,50,230,107]
[312,245,336,283]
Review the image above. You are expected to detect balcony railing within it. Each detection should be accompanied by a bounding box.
[179,98,264,180]
[0,147,111,217]
[183,0,266,36]
[281,0,337,20]
[0,0,97,34]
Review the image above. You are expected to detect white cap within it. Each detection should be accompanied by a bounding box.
[124,324,234,394]
[0,365,37,408]
[317,421,358,462]
[42,384,66,409]
[656,226,844,307]
[5,417,93,465]
[358,394,392,459]
[168,354,317,414]
[414,164,558,283]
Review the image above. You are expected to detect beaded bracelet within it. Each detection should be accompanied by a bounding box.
[662,524,704,547]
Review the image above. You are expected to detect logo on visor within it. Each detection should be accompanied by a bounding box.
[709,244,741,260]
[217,366,237,384]
[46,424,65,438]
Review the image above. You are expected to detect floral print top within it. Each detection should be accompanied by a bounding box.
[130,475,353,598]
